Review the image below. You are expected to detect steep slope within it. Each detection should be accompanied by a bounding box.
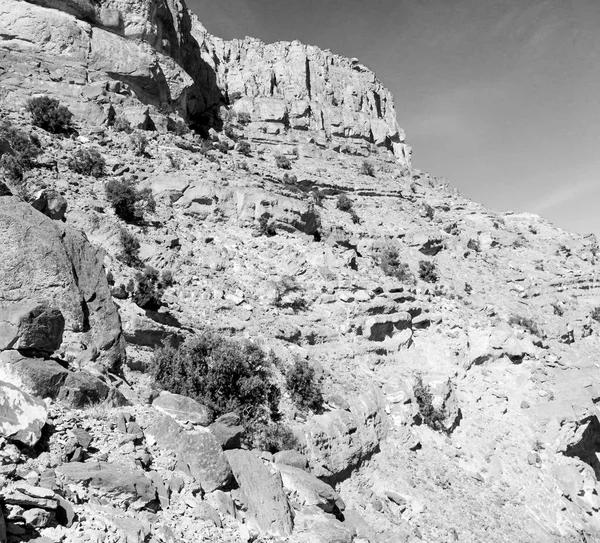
[1,1,600,543]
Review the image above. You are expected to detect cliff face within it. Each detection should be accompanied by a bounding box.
[7,0,410,164]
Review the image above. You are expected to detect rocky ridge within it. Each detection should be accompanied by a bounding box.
[0,1,600,542]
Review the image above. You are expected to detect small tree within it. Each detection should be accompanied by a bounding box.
[336,193,353,212]
[105,179,155,222]
[237,140,251,156]
[129,132,148,156]
[418,260,438,283]
[285,359,323,412]
[27,96,73,134]
[258,212,276,236]
[118,228,141,267]
[67,148,105,177]
[133,266,166,310]
[379,244,414,283]
[413,375,445,432]
[275,154,291,170]
[359,161,375,177]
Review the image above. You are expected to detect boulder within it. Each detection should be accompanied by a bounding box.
[209,413,244,450]
[293,508,355,543]
[145,413,232,491]
[0,351,69,398]
[152,391,213,426]
[0,508,5,543]
[273,450,309,470]
[0,302,65,354]
[0,380,47,446]
[0,197,124,370]
[277,464,345,515]
[29,189,67,221]
[55,462,156,507]
[57,372,110,407]
[224,449,293,536]
[295,387,388,479]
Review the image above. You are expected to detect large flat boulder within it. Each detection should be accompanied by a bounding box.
[152,391,213,426]
[0,197,124,370]
[55,462,156,507]
[0,380,47,447]
[224,449,293,536]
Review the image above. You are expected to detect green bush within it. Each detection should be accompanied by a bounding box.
[350,209,361,224]
[133,266,168,310]
[413,375,445,432]
[105,179,155,222]
[129,132,148,156]
[336,193,353,212]
[68,148,105,177]
[112,115,132,133]
[27,96,73,134]
[283,173,297,184]
[258,212,276,236]
[359,161,375,177]
[285,359,323,412]
[118,228,141,267]
[237,140,251,156]
[508,315,541,337]
[275,154,292,170]
[0,122,41,168]
[247,422,299,453]
[418,260,438,283]
[591,307,600,323]
[237,112,251,125]
[150,331,281,424]
[379,244,414,283]
[0,154,24,183]
[466,238,481,252]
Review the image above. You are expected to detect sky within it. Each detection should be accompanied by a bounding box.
[188,0,600,237]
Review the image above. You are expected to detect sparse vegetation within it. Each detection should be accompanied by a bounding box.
[258,212,276,236]
[67,148,105,177]
[421,203,435,220]
[336,193,353,212]
[150,331,281,424]
[418,260,438,283]
[591,307,600,322]
[378,244,414,283]
[129,132,148,156]
[0,122,41,184]
[467,238,481,253]
[237,140,251,156]
[105,179,155,222]
[118,228,141,267]
[413,375,445,432]
[285,358,323,412]
[248,422,299,453]
[508,315,541,337]
[132,266,172,310]
[26,96,73,134]
[360,160,375,177]
[237,112,251,125]
[112,115,132,133]
[275,154,292,170]
[282,173,297,184]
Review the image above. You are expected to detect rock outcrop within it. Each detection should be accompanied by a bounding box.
[0,197,124,370]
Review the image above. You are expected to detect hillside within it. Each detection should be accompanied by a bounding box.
[1,1,600,542]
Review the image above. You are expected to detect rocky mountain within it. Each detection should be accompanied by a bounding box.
[0,1,600,542]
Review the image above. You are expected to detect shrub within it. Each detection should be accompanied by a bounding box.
[274,275,300,306]
[418,260,438,283]
[282,173,297,184]
[247,422,299,453]
[258,212,276,236]
[285,359,323,412]
[150,331,281,423]
[311,189,325,207]
[129,132,148,156]
[214,141,229,154]
[133,266,167,310]
[509,315,541,337]
[413,375,445,432]
[336,193,353,212]
[591,307,600,322]
[26,96,73,134]
[379,245,414,283]
[237,140,251,156]
[0,154,24,183]
[169,119,189,137]
[0,122,41,168]
[275,154,291,170]
[228,91,243,103]
[359,161,375,177]
[67,148,105,177]
[112,115,132,133]
[421,203,435,220]
[224,125,238,141]
[466,238,480,253]
[105,179,155,222]
[350,209,361,224]
[237,112,251,125]
[118,228,141,267]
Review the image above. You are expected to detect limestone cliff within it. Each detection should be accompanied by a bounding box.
[3,0,410,164]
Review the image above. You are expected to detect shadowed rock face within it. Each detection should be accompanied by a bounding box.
[0,197,124,370]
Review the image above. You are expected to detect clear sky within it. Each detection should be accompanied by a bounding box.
[188,0,600,237]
